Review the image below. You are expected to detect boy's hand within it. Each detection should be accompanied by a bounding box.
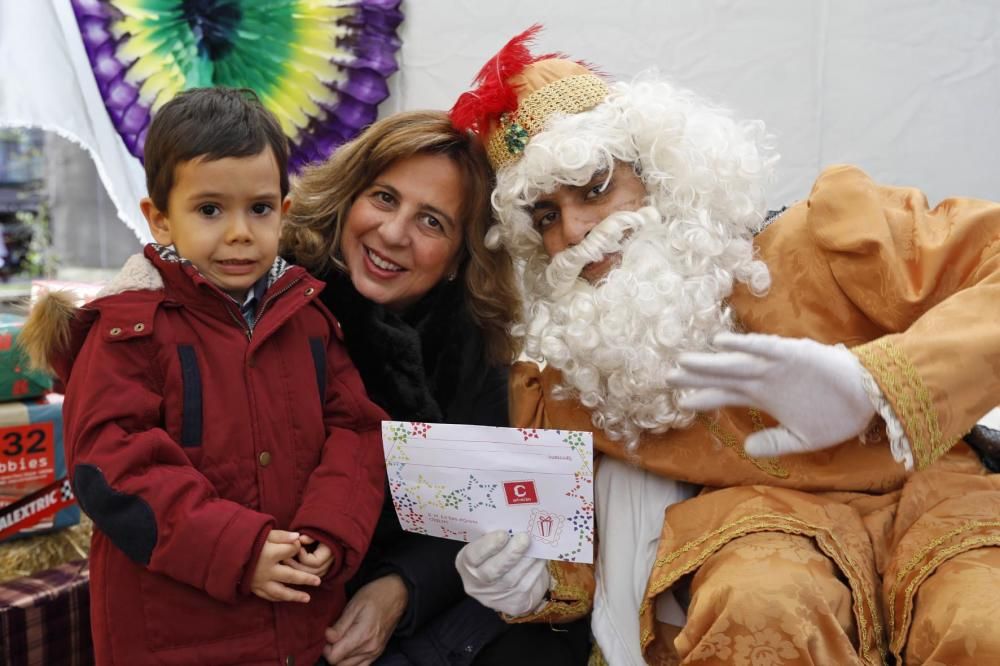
[250,530,321,603]
[287,534,335,578]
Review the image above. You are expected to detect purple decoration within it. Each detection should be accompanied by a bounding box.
[286,0,404,169]
[120,104,150,136]
[69,0,404,172]
[80,17,111,48]
[135,126,149,155]
[74,0,106,17]
[323,95,378,131]
[353,5,405,33]
[358,0,401,9]
[341,30,401,77]
[94,47,125,80]
[338,69,390,105]
[105,75,139,111]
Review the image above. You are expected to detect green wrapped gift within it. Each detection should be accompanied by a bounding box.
[0,314,51,403]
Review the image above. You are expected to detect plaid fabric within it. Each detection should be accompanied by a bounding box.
[0,560,92,666]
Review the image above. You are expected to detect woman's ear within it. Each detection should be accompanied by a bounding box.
[446,245,468,283]
[141,198,172,246]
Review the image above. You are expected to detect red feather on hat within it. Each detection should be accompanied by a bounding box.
[449,25,558,135]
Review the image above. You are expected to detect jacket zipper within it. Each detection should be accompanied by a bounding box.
[250,277,303,334]
[224,305,252,341]
[219,276,302,342]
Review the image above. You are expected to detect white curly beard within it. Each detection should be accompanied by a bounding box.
[518,204,769,451]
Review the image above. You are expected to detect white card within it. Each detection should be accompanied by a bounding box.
[382,421,594,563]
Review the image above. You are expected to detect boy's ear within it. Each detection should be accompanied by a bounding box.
[280,195,292,217]
[141,197,173,245]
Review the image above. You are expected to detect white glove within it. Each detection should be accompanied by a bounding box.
[666,332,875,458]
[455,530,550,617]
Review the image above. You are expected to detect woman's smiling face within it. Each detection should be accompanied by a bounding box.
[340,153,466,311]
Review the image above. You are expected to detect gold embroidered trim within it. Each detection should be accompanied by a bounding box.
[891,534,1000,660]
[639,598,651,616]
[506,559,593,623]
[853,339,946,469]
[504,598,591,624]
[886,518,1000,654]
[486,74,610,169]
[548,560,592,601]
[699,410,790,478]
[638,600,656,656]
[646,512,884,665]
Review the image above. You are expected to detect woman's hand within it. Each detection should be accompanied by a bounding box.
[322,574,409,666]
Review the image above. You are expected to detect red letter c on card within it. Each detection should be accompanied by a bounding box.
[504,481,538,505]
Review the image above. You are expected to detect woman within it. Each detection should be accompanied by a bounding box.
[282,111,590,666]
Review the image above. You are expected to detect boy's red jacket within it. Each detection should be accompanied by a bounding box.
[27,245,387,665]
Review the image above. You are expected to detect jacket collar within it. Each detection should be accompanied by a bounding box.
[27,246,323,384]
[146,243,294,303]
[141,243,314,317]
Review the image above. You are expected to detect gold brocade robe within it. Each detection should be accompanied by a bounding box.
[508,165,1000,664]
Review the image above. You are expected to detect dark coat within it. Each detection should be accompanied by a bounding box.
[42,246,387,665]
[321,274,510,665]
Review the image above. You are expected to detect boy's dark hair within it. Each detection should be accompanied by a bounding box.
[143,87,289,211]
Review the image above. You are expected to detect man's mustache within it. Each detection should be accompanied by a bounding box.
[543,206,660,297]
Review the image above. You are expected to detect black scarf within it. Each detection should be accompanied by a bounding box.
[321,272,486,424]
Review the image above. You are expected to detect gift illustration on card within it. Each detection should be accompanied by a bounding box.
[382,421,594,563]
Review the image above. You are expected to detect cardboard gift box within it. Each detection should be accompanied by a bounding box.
[0,560,92,666]
[0,314,52,403]
[0,395,80,542]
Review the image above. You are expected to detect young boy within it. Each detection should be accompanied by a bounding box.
[24,88,387,665]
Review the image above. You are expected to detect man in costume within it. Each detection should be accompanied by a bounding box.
[449,28,1000,665]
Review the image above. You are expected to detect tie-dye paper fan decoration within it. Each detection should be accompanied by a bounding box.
[70,0,402,170]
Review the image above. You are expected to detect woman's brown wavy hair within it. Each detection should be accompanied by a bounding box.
[281,110,520,364]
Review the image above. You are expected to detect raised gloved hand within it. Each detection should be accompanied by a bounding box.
[455,530,550,617]
[666,332,875,458]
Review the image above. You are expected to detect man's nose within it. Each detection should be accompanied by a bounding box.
[562,207,596,246]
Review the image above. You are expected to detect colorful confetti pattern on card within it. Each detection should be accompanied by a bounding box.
[381,421,594,563]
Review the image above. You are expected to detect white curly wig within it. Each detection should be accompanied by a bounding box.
[491,73,777,450]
